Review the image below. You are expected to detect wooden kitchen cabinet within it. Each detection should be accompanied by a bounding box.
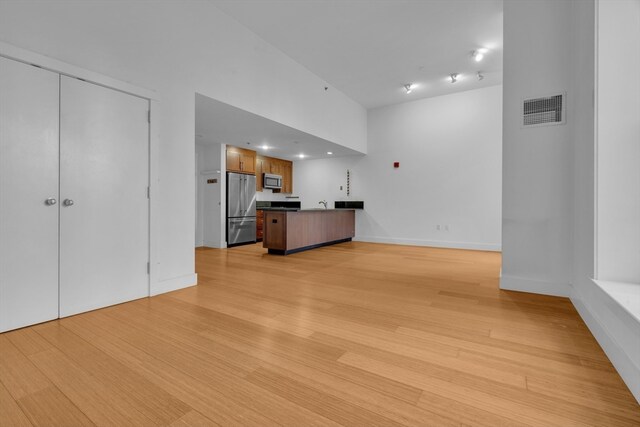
[256,209,264,241]
[263,209,355,255]
[273,159,293,194]
[255,155,293,193]
[282,161,293,194]
[269,159,282,175]
[256,156,265,191]
[226,146,256,174]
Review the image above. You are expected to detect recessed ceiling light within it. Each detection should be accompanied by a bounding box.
[472,48,488,62]
[259,144,270,150]
[298,154,306,159]
[327,151,333,155]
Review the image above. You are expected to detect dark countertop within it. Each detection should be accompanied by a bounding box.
[261,208,355,212]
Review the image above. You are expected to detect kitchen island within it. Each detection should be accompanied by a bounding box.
[263,209,355,255]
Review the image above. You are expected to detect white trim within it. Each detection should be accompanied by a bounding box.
[0,41,157,100]
[353,236,501,252]
[148,100,160,292]
[592,279,640,323]
[203,240,225,249]
[151,273,197,297]
[571,285,640,403]
[593,0,600,280]
[500,275,572,297]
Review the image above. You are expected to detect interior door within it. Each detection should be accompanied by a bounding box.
[59,76,149,317]
[0,57,60,332]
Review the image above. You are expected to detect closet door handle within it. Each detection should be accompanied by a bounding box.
[45,198,57,206]
[63,199,74,207]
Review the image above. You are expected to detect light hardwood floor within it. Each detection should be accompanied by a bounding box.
[1,242,639,426]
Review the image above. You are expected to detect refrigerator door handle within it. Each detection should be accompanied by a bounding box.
[239,175,244,213]
[242,175,247,214]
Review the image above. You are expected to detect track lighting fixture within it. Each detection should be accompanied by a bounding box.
[477,71,484,81]
[450,73,458,83]
[472,48,488,62]
[403,83,414,94]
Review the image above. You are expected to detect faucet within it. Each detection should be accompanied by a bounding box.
[319,200,328,209]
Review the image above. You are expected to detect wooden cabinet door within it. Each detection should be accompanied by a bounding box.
[283,161,293,193]
[241,151,255,174]
[226,149,241,172]
[256,157,264,191]
[269,159,282,175]
[256,209,264,241]
[227,147,256,174]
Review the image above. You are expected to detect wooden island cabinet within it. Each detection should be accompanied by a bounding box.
[263,209,355,255]
[256,209,264,241]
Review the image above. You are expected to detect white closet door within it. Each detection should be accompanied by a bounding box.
[0,58,60,332]
[59,76,149,317]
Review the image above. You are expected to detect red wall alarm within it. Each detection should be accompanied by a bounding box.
[393,162,400,168]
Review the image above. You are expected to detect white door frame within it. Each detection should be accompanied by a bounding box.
[0,41,160,296]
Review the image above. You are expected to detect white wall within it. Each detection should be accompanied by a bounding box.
[295,85,503,251]
[582,0,640,403]
[196,143,224,248]
[0,0,367,291]
[503,0,639,403]
[501,0,576,296]
[257,187,299,202]
[595,0,640,283]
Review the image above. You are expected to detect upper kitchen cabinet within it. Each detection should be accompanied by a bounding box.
[268,158,283,175]
[255,155,293,194]
[226,146,256,174]
[282,161,293,194]
[255,156,265,191]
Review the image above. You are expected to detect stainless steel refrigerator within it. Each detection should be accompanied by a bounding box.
[227,172,257,246]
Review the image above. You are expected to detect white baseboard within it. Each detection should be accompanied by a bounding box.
[499,275,572,297]
[150,273,197,296]
[571,282,640,404]
[203,240,225,249]
[354,235,501,252]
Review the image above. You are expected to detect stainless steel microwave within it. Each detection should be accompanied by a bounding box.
[263,173,282,190]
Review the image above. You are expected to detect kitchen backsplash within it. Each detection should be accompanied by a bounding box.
[256,188,299,202]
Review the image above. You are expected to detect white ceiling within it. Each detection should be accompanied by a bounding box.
[211,0,503,109]
[195,93,363,160]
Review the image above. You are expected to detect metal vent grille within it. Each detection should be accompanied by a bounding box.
[523,94,564,126]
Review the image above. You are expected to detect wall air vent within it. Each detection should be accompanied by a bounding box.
[522,93,565,127]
